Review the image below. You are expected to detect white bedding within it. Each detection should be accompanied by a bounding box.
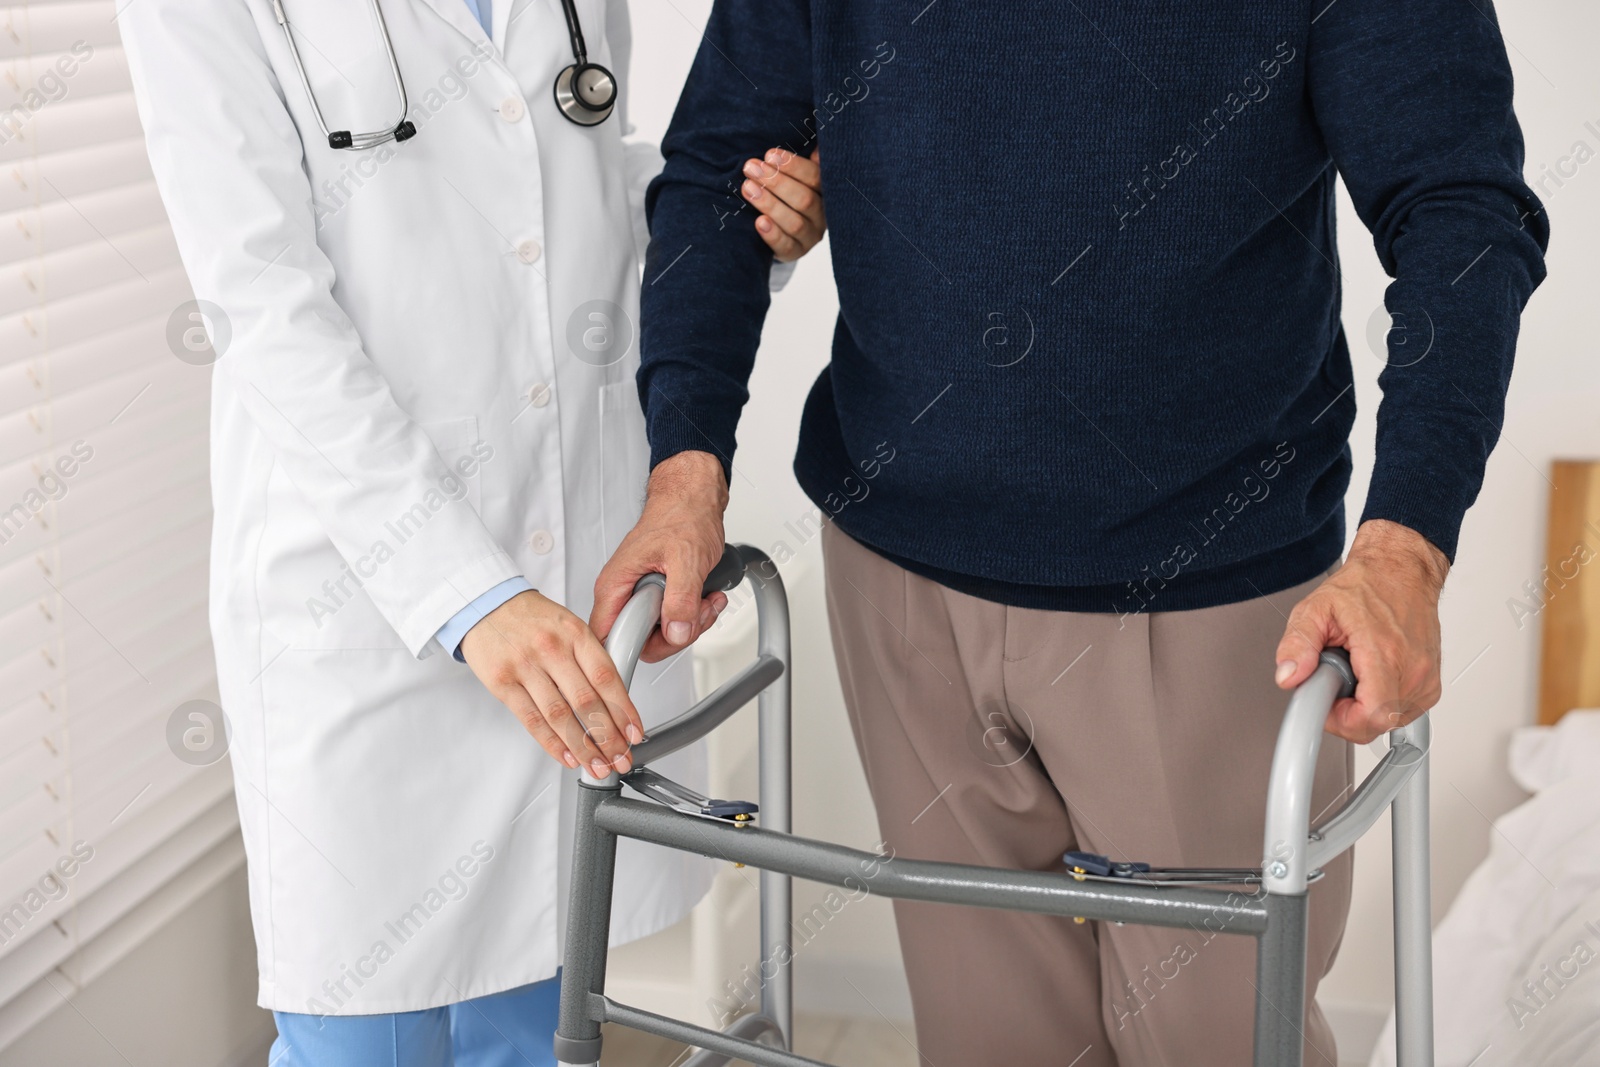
[1369,710,1600,1067]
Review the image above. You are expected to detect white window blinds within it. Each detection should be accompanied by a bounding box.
[0,0,240,1046]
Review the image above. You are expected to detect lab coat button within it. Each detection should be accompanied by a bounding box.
[528,383,552,408]
[517,239,542,264]
[529,529,555,555]
[499,96,526,123]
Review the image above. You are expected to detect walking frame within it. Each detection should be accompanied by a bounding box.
[554,545,1435,1067]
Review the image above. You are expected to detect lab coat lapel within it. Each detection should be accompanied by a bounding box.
[409,0,493,51]
[492,0,514,50]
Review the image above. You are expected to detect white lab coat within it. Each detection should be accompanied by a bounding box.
[118,0,712,1015]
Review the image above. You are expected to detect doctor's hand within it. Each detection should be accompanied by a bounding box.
[1274,519,1450,745]
[591,450,730,664]
[460,591,643,778]
[741,147,826,262]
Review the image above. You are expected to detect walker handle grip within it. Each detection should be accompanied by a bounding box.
[604,545,751,690]
[1320,647,1355,693]
[701,544,747,598]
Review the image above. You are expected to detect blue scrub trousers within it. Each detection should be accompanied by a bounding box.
[269,975,560,1066]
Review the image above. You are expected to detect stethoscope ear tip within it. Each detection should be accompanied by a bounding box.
[394,121,418,143]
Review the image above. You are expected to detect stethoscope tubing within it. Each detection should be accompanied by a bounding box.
[274,0,414,150]
[557,0,590,64]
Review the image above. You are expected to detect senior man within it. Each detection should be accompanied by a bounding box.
[594,1,1548,1063]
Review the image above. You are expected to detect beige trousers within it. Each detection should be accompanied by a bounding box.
[821,524,1353,1067]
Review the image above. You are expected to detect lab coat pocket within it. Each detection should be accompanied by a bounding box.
[597,382,648,559]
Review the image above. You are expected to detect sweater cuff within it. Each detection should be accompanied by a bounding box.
[645,393,738,483]
[1359,465,1466,563]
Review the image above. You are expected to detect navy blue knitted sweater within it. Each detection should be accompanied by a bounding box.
[639,0,1547,615]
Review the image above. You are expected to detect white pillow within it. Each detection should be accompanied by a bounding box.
[1492,883,1600,1066]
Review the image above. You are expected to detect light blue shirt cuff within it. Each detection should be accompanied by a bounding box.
[769,258,798,292]
[437,577,532,662]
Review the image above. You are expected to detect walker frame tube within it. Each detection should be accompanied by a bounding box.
[1391,717,1435,1066]
[554,546,1434,1067]
[748,554,794,1043]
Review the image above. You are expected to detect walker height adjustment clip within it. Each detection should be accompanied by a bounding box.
[1063,850,1275,887]
[1065,851,1150,879]
[624,767,758,822]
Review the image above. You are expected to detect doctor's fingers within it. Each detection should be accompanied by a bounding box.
[539,657,636,776]
[755,146,823,196]
[493,682,580,770]
[518,670,613,775]
[742,164,825,239]
[754,214,806,263]
[571,633,646,746]
[741,176,824,261]
[744,152,824,219]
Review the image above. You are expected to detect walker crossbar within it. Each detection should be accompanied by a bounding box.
[554,545,1435,1067]
[627,653,785,767]
[596,795,1271,933]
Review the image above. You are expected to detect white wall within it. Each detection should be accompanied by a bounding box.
[625,0,1600,1048]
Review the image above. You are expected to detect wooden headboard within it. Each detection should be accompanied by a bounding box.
[1536,460,1600,725]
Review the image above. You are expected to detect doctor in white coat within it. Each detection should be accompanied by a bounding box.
[116,0,826,1063]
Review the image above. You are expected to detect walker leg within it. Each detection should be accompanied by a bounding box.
[555,780,623,1067]
[1252,892,1308,1067]
[1392,740,1433,1067]
[749,554,794,1046]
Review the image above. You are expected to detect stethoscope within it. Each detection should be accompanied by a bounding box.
[272,0,617,151]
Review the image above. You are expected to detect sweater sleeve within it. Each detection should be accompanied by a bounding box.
[1308,0,1548,561]
[637,0,814,477]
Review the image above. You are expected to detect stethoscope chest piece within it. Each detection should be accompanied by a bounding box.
[553,61,616,126]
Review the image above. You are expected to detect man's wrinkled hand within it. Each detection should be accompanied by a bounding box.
[591,450,730,663]
[1274,519,1450,744]
[461,590,642,778]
